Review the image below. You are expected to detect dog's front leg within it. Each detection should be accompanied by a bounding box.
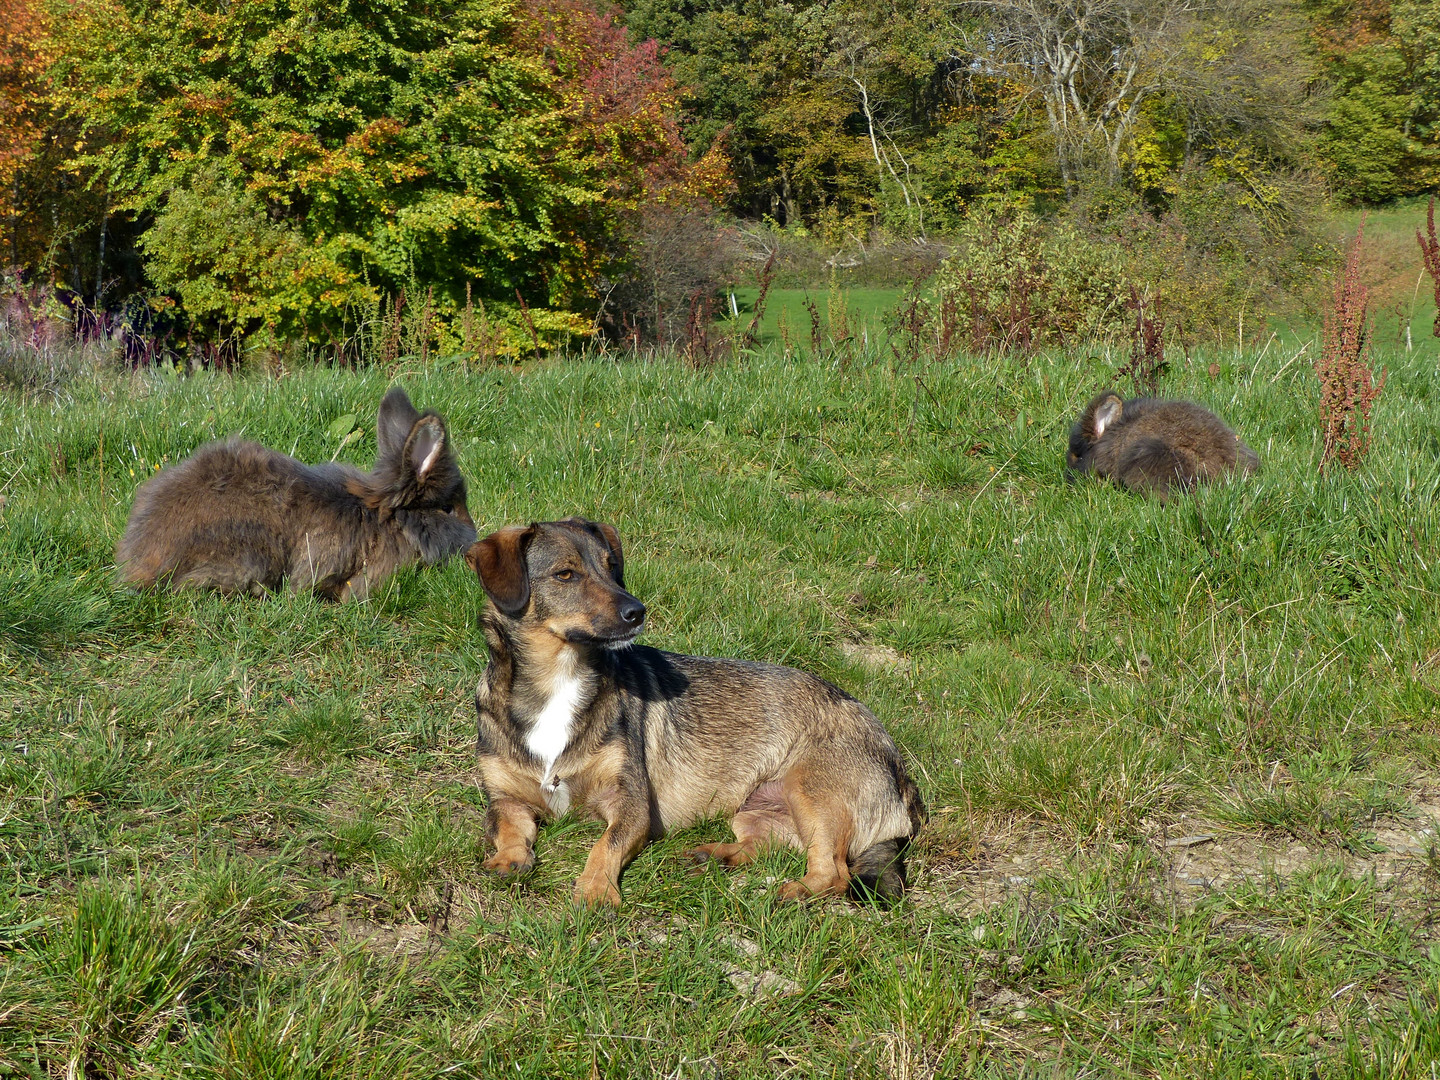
[484,796,539,876]
[573,787,650,908]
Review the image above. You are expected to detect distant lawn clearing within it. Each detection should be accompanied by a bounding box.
[2,338,1439,1077]
[725,287,905,348]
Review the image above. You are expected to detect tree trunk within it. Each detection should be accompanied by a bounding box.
[94,197,109,308]
[780,170,797,228]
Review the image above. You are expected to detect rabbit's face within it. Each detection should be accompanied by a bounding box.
[351,387,479,562]
[399,489,477,565]
[1066,423,1094,472]
[1067,392,1125,473]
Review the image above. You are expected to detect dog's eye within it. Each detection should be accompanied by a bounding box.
[554,569,575,581]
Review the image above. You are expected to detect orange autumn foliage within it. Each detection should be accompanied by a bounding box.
[0,0,55,230]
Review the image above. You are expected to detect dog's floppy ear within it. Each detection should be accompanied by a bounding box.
[1092,393,1124,439]
[466,525,536,616]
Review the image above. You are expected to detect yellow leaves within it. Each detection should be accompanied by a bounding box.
[0,0,58,208]
[1205,139,1283,215]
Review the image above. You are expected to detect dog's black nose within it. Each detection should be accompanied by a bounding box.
[619,599,646,626]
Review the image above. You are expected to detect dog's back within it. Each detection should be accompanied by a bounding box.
[116,440,362,596]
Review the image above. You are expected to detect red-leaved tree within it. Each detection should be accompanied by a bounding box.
[0,0,54,262]
[515,0,731,308]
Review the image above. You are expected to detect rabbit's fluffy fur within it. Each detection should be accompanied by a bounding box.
[116,387,476,600]
[1067,390,1259,498]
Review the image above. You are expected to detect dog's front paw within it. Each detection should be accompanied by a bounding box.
[483,850,535,877]
[573,875,622,908]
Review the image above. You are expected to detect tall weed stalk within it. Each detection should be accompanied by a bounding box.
[1419,196,1440,339]
[1116,285,1167,396]
[1316,220,1385,471]
[738,251,776,354]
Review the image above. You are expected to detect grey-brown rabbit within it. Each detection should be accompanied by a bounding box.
[116,387,476,600]
[1067,390,1259,498]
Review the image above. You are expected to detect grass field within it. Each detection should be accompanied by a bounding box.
[727,287,904,350]
[1329,198,1439,349]
[2,331,1440,1077]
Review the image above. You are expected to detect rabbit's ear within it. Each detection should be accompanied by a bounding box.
[1092,395,1124,439]
[466,526,535,616]
[377,387,421,459]
[405,416,447,481]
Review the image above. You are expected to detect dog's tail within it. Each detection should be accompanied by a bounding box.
[848,836,910,902]
[849,772,927,903]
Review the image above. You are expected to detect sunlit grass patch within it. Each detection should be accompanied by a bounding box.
[2,335,1439,1075]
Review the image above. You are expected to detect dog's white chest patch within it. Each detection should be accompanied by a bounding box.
[526,651,584,807]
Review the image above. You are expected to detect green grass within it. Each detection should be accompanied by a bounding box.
[2,335,1439,1077]
[1328,197,1439,348]
[726,287,904,348]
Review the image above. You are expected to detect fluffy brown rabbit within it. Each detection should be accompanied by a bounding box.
[1067,390,1259,498]
[116,386,476,600]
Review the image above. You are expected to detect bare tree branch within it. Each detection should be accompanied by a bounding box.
[953,0,1197,191]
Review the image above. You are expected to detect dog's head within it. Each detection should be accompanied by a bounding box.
[465,518,646,647]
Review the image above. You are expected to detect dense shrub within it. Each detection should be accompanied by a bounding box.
[1035,160,1335,353]
[597,204,733,347]
[934,211,1131,353]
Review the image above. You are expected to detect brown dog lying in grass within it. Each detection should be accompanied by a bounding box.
[465,518,926,907]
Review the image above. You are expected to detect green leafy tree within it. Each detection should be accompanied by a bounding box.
[626,0,973,234]
[1306,0,1440,202]
[44,0,701,345]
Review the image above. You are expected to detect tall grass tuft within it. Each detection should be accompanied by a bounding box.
[1316,220,1385,470]
[18,886,214,1075]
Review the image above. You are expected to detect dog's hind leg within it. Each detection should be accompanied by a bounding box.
[483,797,539,876]
[776,769,854,902]
[687,782,801,868]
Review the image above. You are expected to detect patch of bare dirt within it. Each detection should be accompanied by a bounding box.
[914,800,1440,915]
[838,640,906,672]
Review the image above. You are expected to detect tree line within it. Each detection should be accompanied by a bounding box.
[630,0,1436,230]
[0,0,1435,354]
